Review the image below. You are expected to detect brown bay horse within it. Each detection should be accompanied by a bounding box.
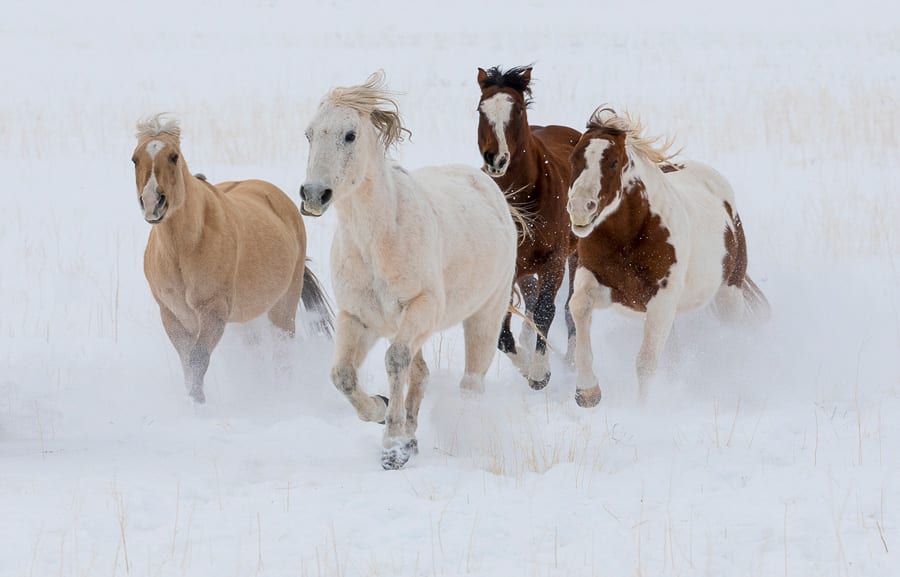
[133,115,333,404]
[476,65,580,390]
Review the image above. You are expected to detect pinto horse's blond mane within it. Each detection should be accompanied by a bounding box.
[587,106,681,165]
[324,70,411,149]
[135,114,181,141]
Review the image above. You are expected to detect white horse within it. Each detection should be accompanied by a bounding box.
[566,107,769,406]
[299,72,518,469]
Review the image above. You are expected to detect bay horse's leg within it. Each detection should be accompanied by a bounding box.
[528,260,565,390]
[330,311,384,422]
[516,275,538,354]
[186,301,229,404]
[636,289,679,401]
[402,350,429,456]
[570,267,609,407]
[382,292,439,470]
[159,305,194,386]
[498,308,530,377]
[461,288,508,393]
[563,252,579,367]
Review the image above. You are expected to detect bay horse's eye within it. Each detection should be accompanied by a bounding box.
[169,153,179,164]
[344,131,356,143]
[610,160,618,169]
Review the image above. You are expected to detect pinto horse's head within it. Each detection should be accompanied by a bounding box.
[132,115,186,225]
[300,70,409,217]
[567,107,630,238]
[476,65,534,178]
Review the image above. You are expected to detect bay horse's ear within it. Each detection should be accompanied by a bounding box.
[521,67,533,86]
[477,67,489,88]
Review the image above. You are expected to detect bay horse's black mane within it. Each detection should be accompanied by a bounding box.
[480,65,534,107]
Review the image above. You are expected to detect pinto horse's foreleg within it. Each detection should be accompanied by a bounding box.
[570,267,609,408]
[636,291,679,402]
[185,301,228,404]
[528,263,565,390]
[331,311,384,422]
[563,251,579,367]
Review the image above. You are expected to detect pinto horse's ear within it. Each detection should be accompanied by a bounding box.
[477,68,489,88]
[521,67,533,86]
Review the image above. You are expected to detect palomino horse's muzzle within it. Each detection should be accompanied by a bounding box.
[299,182,333,217]
[142,190,168,224]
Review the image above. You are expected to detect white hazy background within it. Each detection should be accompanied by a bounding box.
[1,1,898,576]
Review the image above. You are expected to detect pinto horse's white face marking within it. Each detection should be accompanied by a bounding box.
[568,137,631,238]
[478,92,514,177]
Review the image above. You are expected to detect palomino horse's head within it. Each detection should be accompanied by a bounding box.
[300,70,410,217]
[567,107,677,238]
[476,65,533,178]
[132,115,185,224]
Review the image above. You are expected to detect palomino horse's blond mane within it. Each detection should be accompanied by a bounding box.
[135,114,181,141]
[587,106,681,165]
[324,70,412,149]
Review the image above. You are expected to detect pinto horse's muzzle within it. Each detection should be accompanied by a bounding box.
[299,182,333,217]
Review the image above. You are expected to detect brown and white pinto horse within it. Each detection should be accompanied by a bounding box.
[133,115,333,404]
[566,107,769,407]
[476,65,580,390]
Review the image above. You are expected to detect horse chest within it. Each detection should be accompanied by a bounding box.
[332,245,403,333]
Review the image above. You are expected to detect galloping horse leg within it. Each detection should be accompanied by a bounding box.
[403,350,429,456]
[516,275,538,354]
[462,288,509,393]
[185,300,229,404]
[330,311,384,422]
[383,292,439,470]
[498,308,530,377]
[636,289,679,402]
[159,306,194,385]
[563,252,579,367]
[528,261,565,390]
[570,267,610,407]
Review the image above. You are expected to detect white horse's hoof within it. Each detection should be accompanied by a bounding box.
[381,439,417,470]
[575,385,602,407]
[528,372,551,390]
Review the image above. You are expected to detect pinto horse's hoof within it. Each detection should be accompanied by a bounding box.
[375,395,389,425]
[575,386,602,408]
[381,439,417,470]
[528,373,551,391]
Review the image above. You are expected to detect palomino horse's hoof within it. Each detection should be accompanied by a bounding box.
[528,373,551,391]
[575,386,602,408]
[190,388,206,405]
[375,395,389,425]
[381,439,416,470]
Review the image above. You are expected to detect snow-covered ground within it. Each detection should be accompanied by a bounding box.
[2,1,898,575]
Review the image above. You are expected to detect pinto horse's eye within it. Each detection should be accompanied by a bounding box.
[131,156,137,165]
[609,160,618,169]
[344,131,356,143]
[169,153,179,164]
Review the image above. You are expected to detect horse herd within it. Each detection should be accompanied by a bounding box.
[132,66,769,469]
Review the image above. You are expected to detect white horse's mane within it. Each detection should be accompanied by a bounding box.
[587,106,680,165]
[324,70,411,149]
[136,114,181,140]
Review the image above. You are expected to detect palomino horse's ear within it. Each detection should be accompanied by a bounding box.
[477,68,489,88]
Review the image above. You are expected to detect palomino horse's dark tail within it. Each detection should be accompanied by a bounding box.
[301,262,335,339]
[742,275,771,321]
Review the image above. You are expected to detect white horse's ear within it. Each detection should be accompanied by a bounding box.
[477,67,489,88]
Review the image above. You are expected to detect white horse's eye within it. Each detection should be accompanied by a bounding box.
[304,131,311,142]
[345,131,356,143]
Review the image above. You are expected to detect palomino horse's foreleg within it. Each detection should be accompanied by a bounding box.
[185,304,228,404]
[382,293,440,470]
[528,263,565,390]
[563,252,579,367]
[159,306,194,382]
[636,292,679,401]
[570,267,609,407]
[330,311,384,422]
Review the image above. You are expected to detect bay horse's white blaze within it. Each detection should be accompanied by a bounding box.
[567,108,768,406]
[300,71,517,469]
[478,92,514,176]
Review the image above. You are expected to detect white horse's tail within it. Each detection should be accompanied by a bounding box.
[301,262,335,339]
[742,275,771,321]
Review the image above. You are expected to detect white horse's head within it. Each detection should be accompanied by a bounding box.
[300,71,410,217]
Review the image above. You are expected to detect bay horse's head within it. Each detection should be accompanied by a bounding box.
[476,65,533,178]
[132,115,185,224]
[300,70,410,217]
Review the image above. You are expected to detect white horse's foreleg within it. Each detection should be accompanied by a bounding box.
[403,350,428,453]
[571,267,609,407]
[636,290,679,401]
[383,293,440,470]
[461,289,508,393]
[331,311,384,422]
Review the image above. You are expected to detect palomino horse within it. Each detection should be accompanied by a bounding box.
[133,115,333,404]
[476,65,580,391]
[300,72,517,469]
[566,107,769,406]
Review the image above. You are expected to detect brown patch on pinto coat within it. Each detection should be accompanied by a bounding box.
[721,201,748,287]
